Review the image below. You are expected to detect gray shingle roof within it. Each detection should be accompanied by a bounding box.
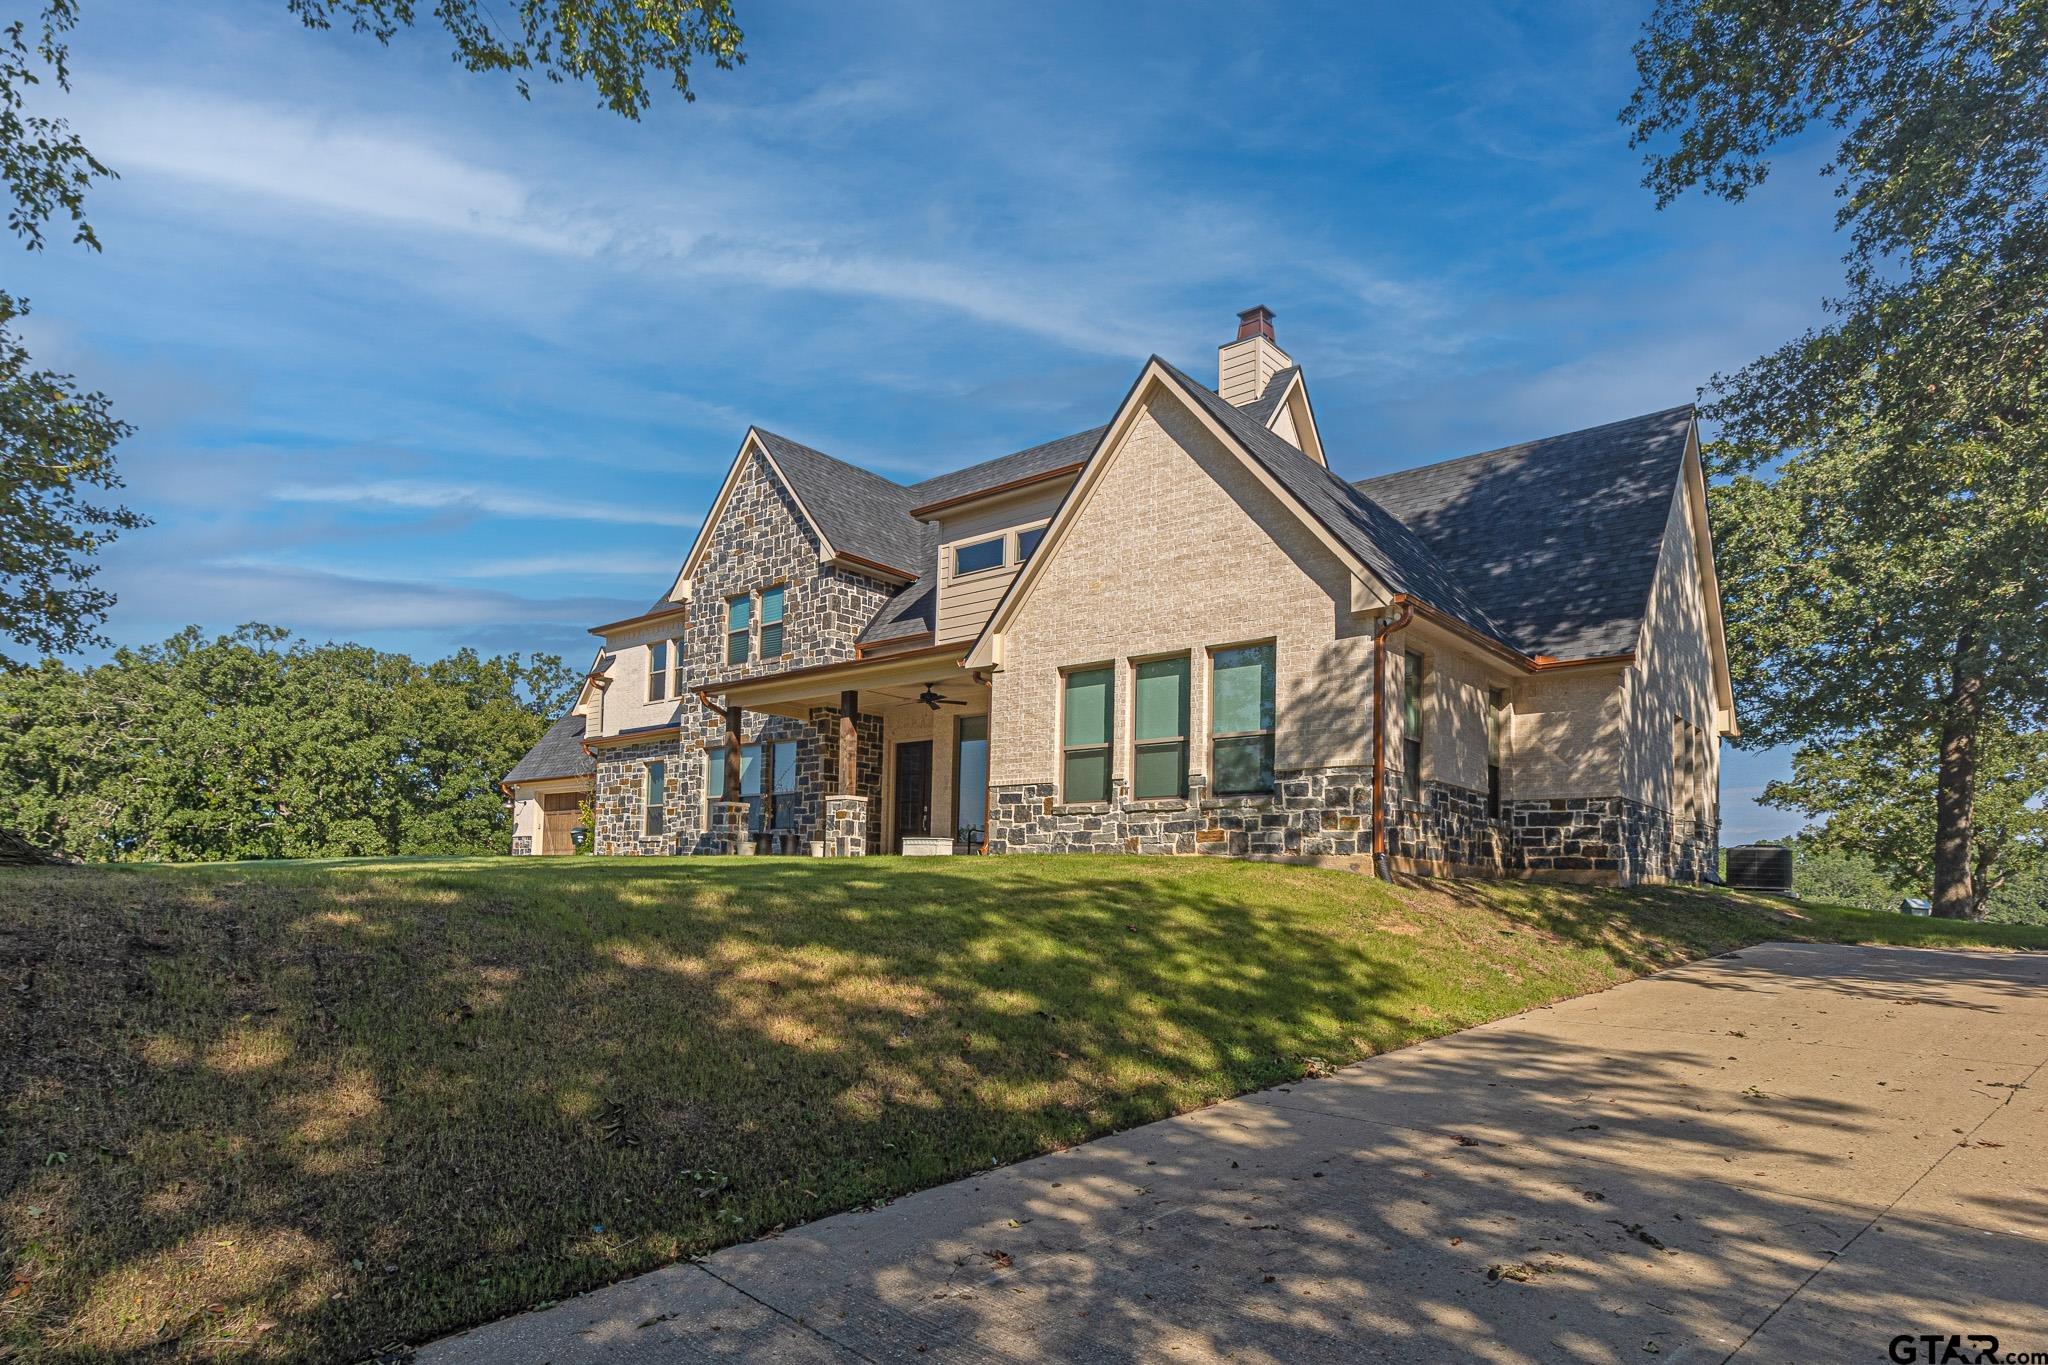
[1241,366,1300,425]
[1152,359,1516,649]
[752,429,929,575]
[504,712,592,786]
[857,532,940,645]
[661,368,1690,667]
[904,425,1107,509]
[1354,405,1695,659]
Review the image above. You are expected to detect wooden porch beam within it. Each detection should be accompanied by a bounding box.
[837,688,859,795]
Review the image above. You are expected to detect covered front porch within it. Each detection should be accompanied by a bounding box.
[709,646,991,856]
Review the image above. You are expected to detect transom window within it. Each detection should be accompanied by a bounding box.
[647,639,670,702]
[759,585,786,659]
[726,595,752,665]
[1015,524,1047,561]
[1210,644,1275,795]
[643,760,666,836]
[1402,650,1425,794]
[1061,666,1113,803]
[954,536,1005,576]
[1132,656,1190,800]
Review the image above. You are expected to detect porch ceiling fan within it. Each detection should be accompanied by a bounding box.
[916,682,966,711]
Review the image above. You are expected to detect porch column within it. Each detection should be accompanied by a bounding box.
[723,700,752,855]
[826,687,868,856]
[837,689,859,794]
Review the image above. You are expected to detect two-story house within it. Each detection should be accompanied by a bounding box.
[504,307,1735,883]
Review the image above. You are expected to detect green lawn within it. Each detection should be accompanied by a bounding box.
[3,856,2042,1361]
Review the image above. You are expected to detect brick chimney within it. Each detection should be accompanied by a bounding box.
[1217,305,1293,407]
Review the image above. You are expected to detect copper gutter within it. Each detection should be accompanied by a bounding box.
[1369,602,1416,880]
[587,603,689,636]
[581,724,682,751]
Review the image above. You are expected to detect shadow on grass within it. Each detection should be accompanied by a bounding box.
[4,857,2041,1361]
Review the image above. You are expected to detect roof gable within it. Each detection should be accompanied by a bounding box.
[751,429,928,576]
[1355,405,1696,659]
[504,712,592,786]
[1152,360,1513,647]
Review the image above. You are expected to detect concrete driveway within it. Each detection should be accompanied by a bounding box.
[423,943,2048,1364]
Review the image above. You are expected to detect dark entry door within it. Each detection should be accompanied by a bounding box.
[893,741,932,851]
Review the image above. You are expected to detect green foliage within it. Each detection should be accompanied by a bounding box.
[0,3,109,251]
[1627,0,2048,915]
[286,0,744,117]
[0,624,577,861]
[0,291,144,666]
[1764,724,2048,916]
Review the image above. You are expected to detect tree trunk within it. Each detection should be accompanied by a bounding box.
[1933,648,1985,920]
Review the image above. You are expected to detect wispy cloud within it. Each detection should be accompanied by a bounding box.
[447,552,682,579]
[108,561,633,637]
[270,479,699,527]
[78,84,600,253]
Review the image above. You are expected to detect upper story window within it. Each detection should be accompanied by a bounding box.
[954,536,1005,576]
[647,639,669,702]
[1402,650,1426,794]
[1211,643,1275,795]
[1015,524,1047,561]
[726,595,752,665]
[759,586,786,659]
[1062,666,1113,803]
[1132,656,1189,800]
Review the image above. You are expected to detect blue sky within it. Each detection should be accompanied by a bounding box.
[11,1,1848,840]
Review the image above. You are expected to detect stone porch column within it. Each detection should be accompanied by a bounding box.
[709,800,753,856]
[823,795,868,857]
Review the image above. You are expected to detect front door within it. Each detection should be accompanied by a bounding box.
[892,741,932,851]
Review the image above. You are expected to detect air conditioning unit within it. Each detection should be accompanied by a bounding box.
[1725,844,1794,894]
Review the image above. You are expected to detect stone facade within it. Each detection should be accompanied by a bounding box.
[805,704,885,849]
[1504,796,1717,883]
[593,735,682,856]
[823,796,869,856]
[987,766,1507,870]
[591,449,899,856]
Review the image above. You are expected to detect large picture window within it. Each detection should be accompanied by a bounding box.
[726,595,752,665]
[1402,650,1425,795]
[643,760,666,836]
[1210,644,1275,794]
[1132,656,1189,799]
[1061,666,1113,803]
[759,586,786,659]
[954,714,988,844]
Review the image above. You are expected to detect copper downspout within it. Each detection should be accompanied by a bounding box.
[1370,602,1416,880]
[971,669,994,855]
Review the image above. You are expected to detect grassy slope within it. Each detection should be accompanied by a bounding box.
[2,856,2041,1361]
